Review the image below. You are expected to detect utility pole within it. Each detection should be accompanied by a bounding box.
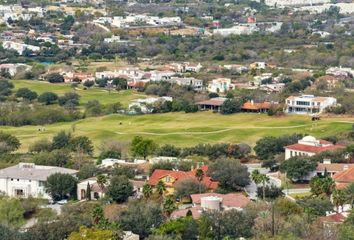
[271,202,275,237]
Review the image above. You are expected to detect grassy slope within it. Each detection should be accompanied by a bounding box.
[13,80,146,107]
[0,111,353,153]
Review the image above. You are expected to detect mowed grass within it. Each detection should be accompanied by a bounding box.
[13,80,146,107]
[0,112,353,154]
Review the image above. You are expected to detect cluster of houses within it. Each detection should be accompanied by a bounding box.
[93,14,182,28]
[214,21,283,36]
[1,136,354,229]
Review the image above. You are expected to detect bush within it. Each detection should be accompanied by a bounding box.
[46,73,64,83]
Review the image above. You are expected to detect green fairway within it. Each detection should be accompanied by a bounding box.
[0,112,353,154]
[13,80,146,107]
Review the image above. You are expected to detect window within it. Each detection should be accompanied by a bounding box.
[290,151,293,157]
[39,181,45,187]
[15,189,24,196]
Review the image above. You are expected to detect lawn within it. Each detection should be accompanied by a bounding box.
[0,111,353,155]
[13,80,146,107]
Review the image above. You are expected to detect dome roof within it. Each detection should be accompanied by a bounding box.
[301,136,317,142]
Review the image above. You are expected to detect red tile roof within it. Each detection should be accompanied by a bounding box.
[284,143,345,154]
[317,163,354,173]
[191,193,250,208]
[333,166,354,186]
[148,166,218,190]
[170,206,202,219]
[320,212,347,223]
[241,101,273,110]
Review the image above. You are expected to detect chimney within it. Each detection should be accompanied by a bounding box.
[251,100,254,105]
[343,164,349,171]
[323,159,331,165]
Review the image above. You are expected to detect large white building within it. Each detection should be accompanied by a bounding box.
[285,95,337,114]
[0,163,77,199]
[284,136,345,160]
[207,78,232,93]
[171,77,203,91]
[2,41,40,55]
[261,0,330,7]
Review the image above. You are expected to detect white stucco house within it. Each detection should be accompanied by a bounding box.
[285,95,337,114]
[284,136,345,160]
[207,78,232,93]
[0,163,77,199]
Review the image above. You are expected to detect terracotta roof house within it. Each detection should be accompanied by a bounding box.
[284,136,345,160]
[171,193,250,219]
[77,177,146,200]
[333,166,354,189]
[316,159,354,178]
[148,166,218,195]
[77,177,106,201]
[241,101,277,113]
[316,75,342,89]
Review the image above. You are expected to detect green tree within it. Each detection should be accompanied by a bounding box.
[332,189,346,212]
[0,198,25,228]
[157,144,181,157]
[309,176,335,197]
[156,180,166,198]
[70,136,94,156]
[45,173,78,201]
[298,197,333,216]
[220,98,242,115]
[251,169,269,201]
[46,73,64,83]
[106,175,133,203]
[195,168,205,194]
[0,80,14,100]
[15,88,38,101]
[280,157,317,181]
[68,226,114,240]
[96,174,108,191]
[143,184,153,199]
[86,182,91,201]
[130,136,157,160]
[208,159,250,191]
[174,178,206,199]
[38,92,58,105]
[0,132,20,154]
[118,200,165,238]
[199,210,253,239]
[153,217,198,240]
[345,183,354,208]
[83,80,95,88]
[52,131,72,150]
[163,196,177,217]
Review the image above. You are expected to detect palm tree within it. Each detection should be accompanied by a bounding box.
[96,174,107,191]
[195,168,204,194]
[345,144,354,163]
[345,183,354,208]
[156,180,166,198]
[251,170,269,201]
[163,196,177,217]
[142,183,153,199]
[332,189,346,212]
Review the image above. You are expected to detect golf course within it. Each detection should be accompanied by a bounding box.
[13,80,147,107]
[5,80,354,153]
[0,111,353,153]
